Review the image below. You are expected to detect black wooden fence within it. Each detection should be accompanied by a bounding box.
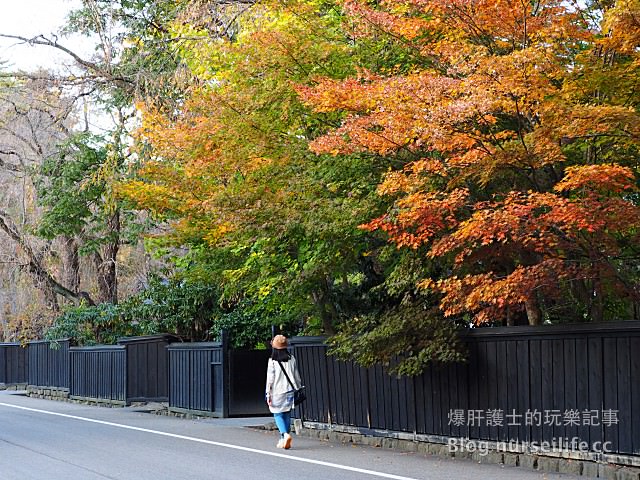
[28,340,70,389]
[70,345,127,403]
[15,336,175,404]
[67,336,176,404]
[4,322,638,458]
[1,335,269,417]
[291,322,640,457]
[0,343,28,384]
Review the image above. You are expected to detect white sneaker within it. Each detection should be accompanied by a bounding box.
[283,433,292,450]
[276,438,285,448]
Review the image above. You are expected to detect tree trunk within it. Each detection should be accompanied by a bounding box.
[40,279,60,313]
[94,210,120,304]
[505,307,514,326]
[61,236,80,293]
[590,278,604,323]
[525,293,542,326]
[311,277,337,335]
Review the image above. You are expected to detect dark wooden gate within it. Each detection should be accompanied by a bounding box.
[118,334,178,403]
[167,342,271,417]
[168,342,226,416]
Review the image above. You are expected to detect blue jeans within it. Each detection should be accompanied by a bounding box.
[273,411,291,437]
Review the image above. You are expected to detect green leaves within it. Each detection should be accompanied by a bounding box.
[329,298,466,377]
[46,275,220,345]
[36,133,108,240]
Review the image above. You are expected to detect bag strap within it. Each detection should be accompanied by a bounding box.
[276,359,296,390]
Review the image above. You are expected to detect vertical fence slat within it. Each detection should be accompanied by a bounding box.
[516,339,530,444]
[492,339,504,441]
[603,337,619,453]
[575,336,590,446]
[630,336,640,455]
[617,337,632,454]
[529,339,543,444]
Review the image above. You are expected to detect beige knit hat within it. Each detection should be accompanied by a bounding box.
[271,334,288,350]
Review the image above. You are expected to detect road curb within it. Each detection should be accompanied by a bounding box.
[298,423,640,479]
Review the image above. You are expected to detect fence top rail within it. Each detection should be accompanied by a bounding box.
[0,343,22,347]
[463,320,640,338]
[28,338,71,345]
[287,322,640,347]
[167,342,223,350]
[70,345,126,352]
[289,336,327,346]
[117,334,181,345]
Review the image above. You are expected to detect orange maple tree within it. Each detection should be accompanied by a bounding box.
[297,0,640,325]
[119,0,350,249]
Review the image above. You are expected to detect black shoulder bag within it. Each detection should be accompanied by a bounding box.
[277,360,306,406]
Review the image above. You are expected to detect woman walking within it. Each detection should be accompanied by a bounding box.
[265,334,302,449]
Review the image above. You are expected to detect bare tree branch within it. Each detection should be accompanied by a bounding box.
[0,209,95,306]
[0,150,24,172]
[0,34,135,90]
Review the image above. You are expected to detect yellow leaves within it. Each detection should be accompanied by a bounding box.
[377,171,411,196]
[296,76,380,113]
[115,181,179,214]
[528,133,566,167]
[301,72,482,156]
[203,223,235,246]
[548,104,640,143]
[377,159,448,196]
[601,0,640,55]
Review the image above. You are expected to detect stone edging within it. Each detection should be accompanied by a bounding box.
[0,383,27,391]
[24,386,126,408]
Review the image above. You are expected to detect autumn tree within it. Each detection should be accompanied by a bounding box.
[119,0,411,343]
[297,0,640,326]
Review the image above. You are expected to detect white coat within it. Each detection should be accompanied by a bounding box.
[265,356,302,413]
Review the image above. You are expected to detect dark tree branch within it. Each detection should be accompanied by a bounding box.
[0,209,95,306]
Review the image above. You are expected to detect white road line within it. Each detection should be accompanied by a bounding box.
[0,402,418,480]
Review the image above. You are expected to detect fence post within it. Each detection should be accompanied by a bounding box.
[0,345,5,384]
[221,330,230,418]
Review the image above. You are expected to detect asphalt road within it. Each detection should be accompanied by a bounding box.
[0,391,587,480]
